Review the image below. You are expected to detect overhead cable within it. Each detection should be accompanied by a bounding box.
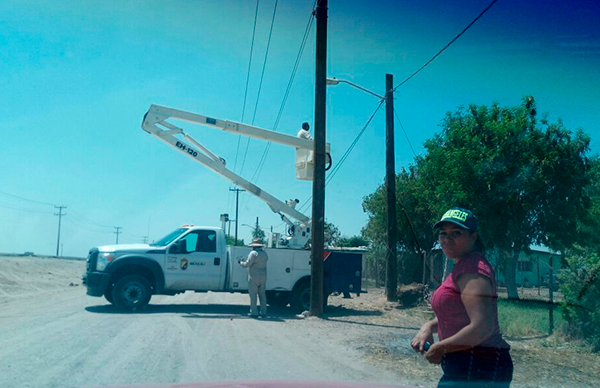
[393,108,418,158]
[0,189,56,207]
[249,1,316,186]
[392,0,499,92]
[229,0,261,213]
[239,0,279,177]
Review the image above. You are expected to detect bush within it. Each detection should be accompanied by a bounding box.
[560,247,600,351]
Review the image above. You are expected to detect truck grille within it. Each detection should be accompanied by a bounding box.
[87,249,99,271]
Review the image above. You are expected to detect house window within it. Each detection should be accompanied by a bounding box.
[518,260,533,272]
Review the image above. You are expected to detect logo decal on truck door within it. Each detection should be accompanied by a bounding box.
[180,258,189,271]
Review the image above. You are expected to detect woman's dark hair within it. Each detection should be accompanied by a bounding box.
[302,122,310,130]
[473,234,486,255]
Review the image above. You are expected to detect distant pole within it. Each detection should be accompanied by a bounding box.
[230,188,245,245]
[549,255,554,335]
[54,205,67,256]
[114,227,122,244]
[310,0,327,317]
[142,236,148,244]
[385,73,398,302]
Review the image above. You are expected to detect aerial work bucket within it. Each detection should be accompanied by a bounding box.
[295,148,314,181]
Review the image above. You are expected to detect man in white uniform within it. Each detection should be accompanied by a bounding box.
[239,238,269,317]
[297,122,312,140]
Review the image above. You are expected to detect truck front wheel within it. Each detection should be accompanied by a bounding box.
[112,275,152,312]
[104,287,114,304]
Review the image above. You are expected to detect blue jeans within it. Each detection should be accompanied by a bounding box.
[438,346,513,388]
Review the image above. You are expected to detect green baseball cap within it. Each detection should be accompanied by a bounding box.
[433,207,478,231]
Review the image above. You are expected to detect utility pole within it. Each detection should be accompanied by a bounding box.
[229,188,245,246]
[255,216,259,237]
[310,0,327,317]
[549,255,554,335]
[54,205,66,256]
[142,236,148,244]
[114,227,122,244]
[385,73,398,302]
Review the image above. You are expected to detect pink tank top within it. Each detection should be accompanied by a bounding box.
[431,252,508,349]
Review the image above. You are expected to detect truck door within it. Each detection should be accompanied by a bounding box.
[166,229,222,290]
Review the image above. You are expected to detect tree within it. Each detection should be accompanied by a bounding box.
[363,97,594,298]
[363,166,440,285]
[251,225,266,244]
[336,235,369,248]
[226,235,245,246]
[324,221,341,246]
[416,97,593,299]
[300,221,340,248]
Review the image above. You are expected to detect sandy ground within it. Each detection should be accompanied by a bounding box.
[1,255,598,388]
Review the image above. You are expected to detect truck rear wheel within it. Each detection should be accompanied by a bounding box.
[266,291,290,308]
[291,281,311,312]
[291,281,328,313]
[112,275,152,312]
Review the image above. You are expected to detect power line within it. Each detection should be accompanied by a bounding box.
[69,209,114,229]
[0,189,56,206]
[392,0,499,93]
[240,1,316,211]
[247,1,317,186]
[239,0,279,177]
[393,107,418,158]
[229,0,261,214]
[251,0,279,126]
[0,201,54,214]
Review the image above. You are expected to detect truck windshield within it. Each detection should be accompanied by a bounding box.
[151,228,188,247]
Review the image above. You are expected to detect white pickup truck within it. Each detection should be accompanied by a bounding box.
[84,225,364,312]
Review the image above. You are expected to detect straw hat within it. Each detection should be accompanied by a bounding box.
[249,238,264,247]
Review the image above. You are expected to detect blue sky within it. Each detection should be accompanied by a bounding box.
[1,0,599,257]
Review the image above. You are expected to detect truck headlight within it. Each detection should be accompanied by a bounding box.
[96,253,115,271]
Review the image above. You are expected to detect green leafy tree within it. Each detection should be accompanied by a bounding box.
[324,221,341,246]
[363,166,440,285]
[251,225,266,244]
[226,235,245,246]
[416,96,593,299]
[364,97,594,297]
[560,246,600,351]
[336,235,369,248]
[305,221,341,247]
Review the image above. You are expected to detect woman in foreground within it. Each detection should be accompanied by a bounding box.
[411,207,513,387]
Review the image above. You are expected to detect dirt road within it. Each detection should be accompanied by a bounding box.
[2,255,599,388]
[0,255,411,388]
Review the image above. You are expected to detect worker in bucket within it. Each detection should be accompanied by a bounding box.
[238,238,269,317]
[297,122,312,140]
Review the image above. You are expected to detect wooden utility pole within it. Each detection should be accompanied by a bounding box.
[114,227,122,244]
[549,255,554,335]
[385,74,398,301]
[229,188,245,246]
[54,205,67,256]
[310,0,328,317]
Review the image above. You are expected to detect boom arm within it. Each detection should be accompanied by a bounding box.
[141,104,325,247]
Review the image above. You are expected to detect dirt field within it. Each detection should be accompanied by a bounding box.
[1,254,599,388]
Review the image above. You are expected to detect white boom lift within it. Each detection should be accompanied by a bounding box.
[141,104,330,249]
